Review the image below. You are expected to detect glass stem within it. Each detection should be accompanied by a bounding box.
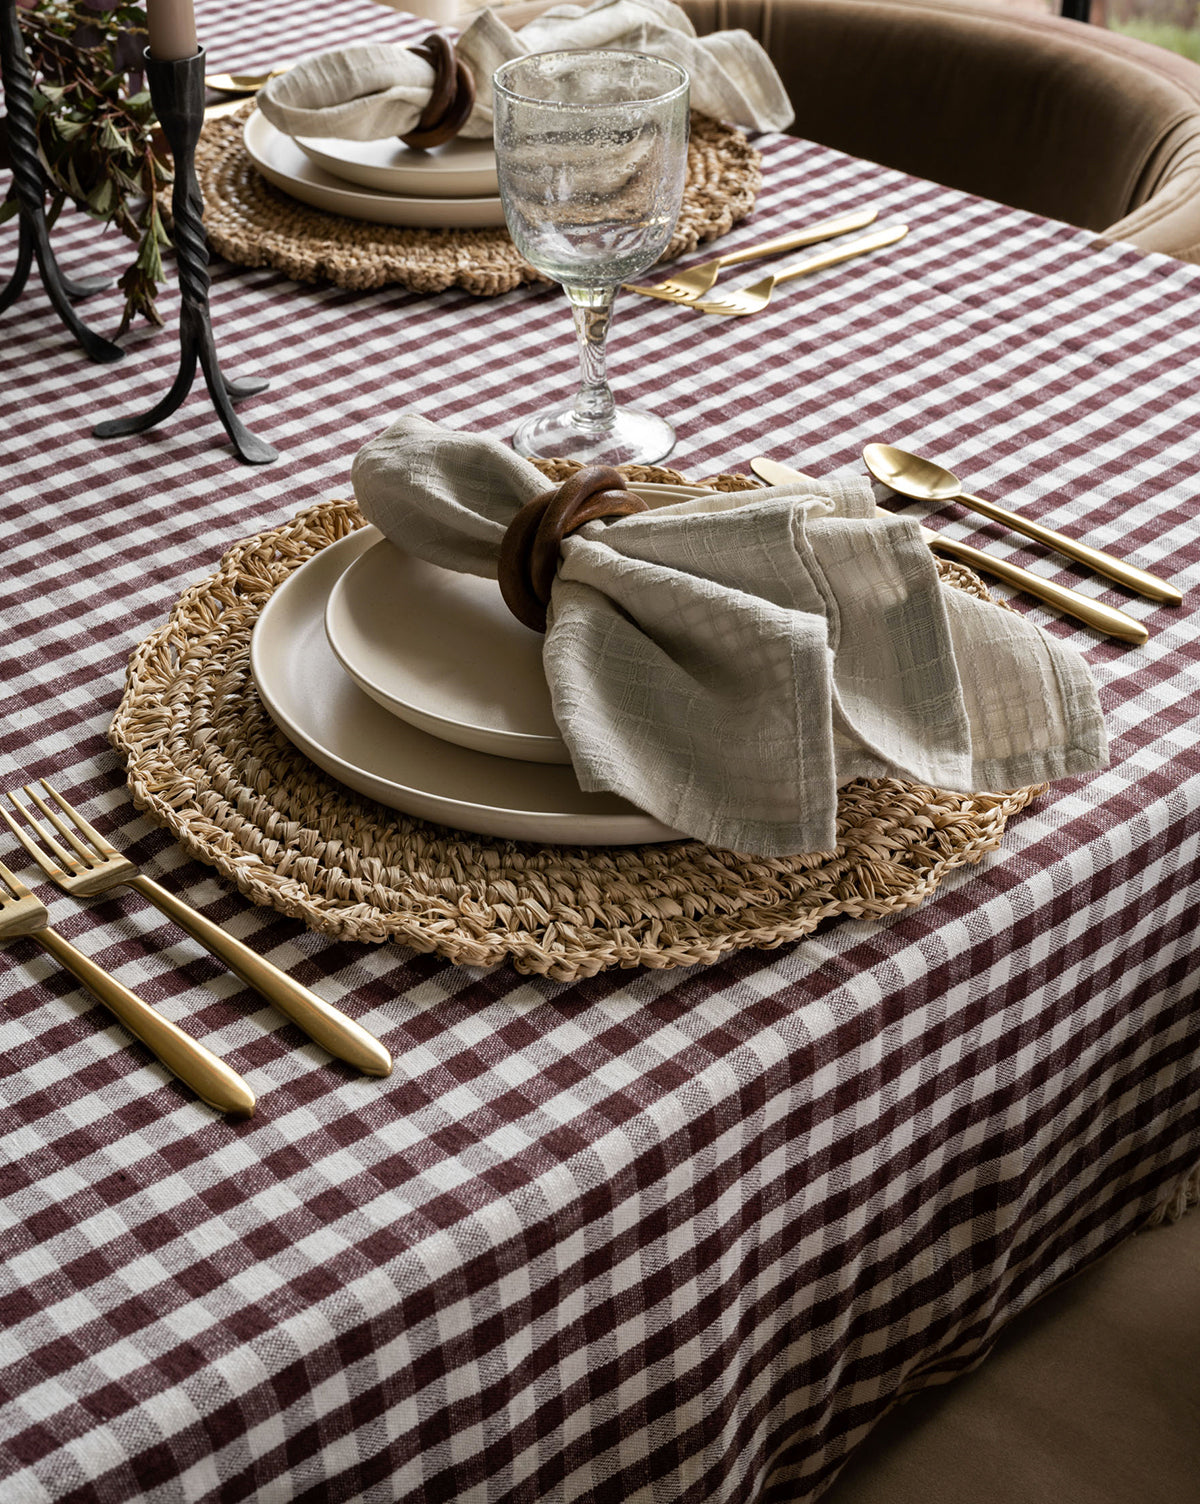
[565,285,617,436]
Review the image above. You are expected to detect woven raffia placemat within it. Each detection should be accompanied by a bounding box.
[109,466,1043,980]
[195,105,762,294]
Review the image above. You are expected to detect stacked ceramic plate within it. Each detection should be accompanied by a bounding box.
[243,111,508,227]
[250,485,712,845]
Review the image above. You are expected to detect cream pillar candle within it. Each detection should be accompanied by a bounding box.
[146,0,198,60]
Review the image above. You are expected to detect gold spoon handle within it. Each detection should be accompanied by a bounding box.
[912,523,1148,643]
[957,490,1180,604]
[714,208,879,269]
[33,927,256,1116]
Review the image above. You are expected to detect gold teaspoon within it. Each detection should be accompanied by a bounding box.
[863,444,1181,605]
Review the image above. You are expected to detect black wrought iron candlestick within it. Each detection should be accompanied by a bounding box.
[94,47,277,465]
[0,0,124,363]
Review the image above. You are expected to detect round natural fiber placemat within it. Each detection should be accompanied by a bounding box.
[109,470,1042,980]
[195,105,762,294]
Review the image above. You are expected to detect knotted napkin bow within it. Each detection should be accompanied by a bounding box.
[257,0,794,144]
[352,416,1107,857]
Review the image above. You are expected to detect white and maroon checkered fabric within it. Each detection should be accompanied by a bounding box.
[1,2,1198,1500]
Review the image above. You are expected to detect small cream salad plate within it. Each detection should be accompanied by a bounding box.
[243,112,507,228]
[322,483,715,767]
[294,134,499,198]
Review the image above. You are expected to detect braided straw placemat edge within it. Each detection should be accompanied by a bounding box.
[109,468,1042,980]
[196,106,762,294]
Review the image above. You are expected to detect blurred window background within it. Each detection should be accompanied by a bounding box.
[1095,0,1200,60]
[997,0,1200,60]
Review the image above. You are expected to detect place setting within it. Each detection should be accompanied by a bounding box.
[192,0,784,295]
[112,25,1179,975]
[97,1,1181,989]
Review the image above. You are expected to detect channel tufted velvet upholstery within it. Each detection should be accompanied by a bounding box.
[677,0,1200,261]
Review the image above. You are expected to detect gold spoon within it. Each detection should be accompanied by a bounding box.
[749,456,1148,644]
[863,444,1181,605]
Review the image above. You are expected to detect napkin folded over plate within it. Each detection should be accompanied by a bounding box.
[257,0,794,142]
[352,416,1107,857]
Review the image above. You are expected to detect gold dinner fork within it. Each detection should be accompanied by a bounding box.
[0,856,255,1116]
[692,224,909,316]
[622,206,879,304]
[3,781,392,1078]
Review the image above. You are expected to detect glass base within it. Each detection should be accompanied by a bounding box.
[512,405,676,467]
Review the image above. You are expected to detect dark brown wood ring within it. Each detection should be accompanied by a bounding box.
[408,36,455,132]
[498,467,647,633]
[400,35,477,151]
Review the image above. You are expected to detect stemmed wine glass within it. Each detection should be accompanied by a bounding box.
[492,50,690,465]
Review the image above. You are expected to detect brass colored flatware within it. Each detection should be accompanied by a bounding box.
[3,781,393,1078]
[0,856,255,1117]
[748,457,1149,644]
[205,67,289,95]
[863,444,1182,605]
[622,207,879,305]
[691,225,908,316]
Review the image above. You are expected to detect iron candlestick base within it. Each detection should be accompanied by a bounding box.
[0,0,123,362]
[93,48,277,465]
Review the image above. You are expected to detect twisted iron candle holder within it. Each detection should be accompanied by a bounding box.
[0,0,124,362]
[94,48,277,465]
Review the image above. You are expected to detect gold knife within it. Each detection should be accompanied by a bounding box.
[748,457,1149,645]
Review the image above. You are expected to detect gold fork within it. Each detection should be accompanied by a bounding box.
[3,781,392,1078]
[0,856,255,1116]
[622,207,879,304]
[692,224,909,316]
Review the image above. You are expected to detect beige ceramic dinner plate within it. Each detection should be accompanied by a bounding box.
[243,111,508,227]
[294,134,499,198]
[322,483,717,765]
[249,527,684,845]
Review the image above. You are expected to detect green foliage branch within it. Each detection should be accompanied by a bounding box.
[4,0,171,333]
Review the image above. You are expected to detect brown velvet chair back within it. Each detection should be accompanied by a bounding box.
[679,0,1200,260]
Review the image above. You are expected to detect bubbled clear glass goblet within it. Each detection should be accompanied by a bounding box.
[492,49,689,465]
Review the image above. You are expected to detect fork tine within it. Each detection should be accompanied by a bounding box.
[5,790,80,874]
[31,780,112,863]
[0,804,65,880]
[24,782,98,865]
[0,854,33,900]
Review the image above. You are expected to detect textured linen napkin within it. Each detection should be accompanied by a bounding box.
[257,0,794,142]
[352,416,1107,857]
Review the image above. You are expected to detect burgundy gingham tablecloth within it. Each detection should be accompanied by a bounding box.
[2,2,1200,1500]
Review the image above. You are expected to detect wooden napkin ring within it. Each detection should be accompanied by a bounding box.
[499,466,648,632]
[400,33,477,150]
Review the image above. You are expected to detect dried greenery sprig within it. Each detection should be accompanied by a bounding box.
[4,0,171,333]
